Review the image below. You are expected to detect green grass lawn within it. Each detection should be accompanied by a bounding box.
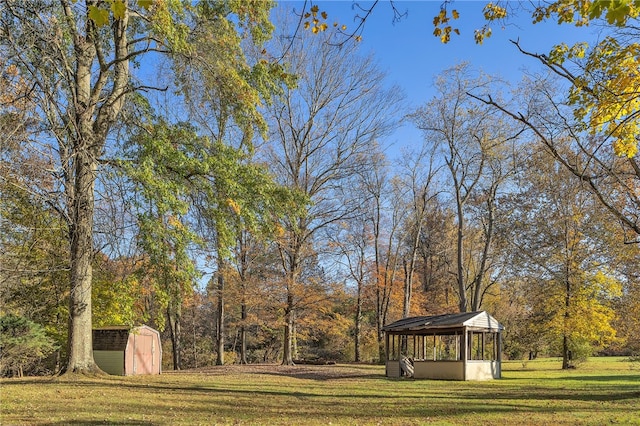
[1,357,639,425]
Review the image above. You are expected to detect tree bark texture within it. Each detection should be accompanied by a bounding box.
[282,292,295,365]
[168,305,182,370]
[354,284,362,362]
[66,149,99,373]
[215,269,225,365]
[240,301,248,364]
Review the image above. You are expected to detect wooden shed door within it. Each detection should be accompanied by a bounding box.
[133,334,155,374]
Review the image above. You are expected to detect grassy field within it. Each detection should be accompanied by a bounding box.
[1,357,639,425]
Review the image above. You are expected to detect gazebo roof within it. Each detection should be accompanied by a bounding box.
[382,311,504,333]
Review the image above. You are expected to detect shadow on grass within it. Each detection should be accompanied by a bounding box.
[462,385,640,403]
[500,390,638,402]
[548,374,640,383]
[173,363,384,381]
[1,376,367,399]
[44,422,155,425]
[254,368,382,381]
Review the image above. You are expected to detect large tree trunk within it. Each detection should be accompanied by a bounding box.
[354,282,362,362]
[215,269,225,365]
[168,305,182,370]
[65,150,100,374]
[377,331,385,364]
[376,282,384,362]
[280,250,298,366]
[562,271,572,370]
[373,200,386,364]
[562,335,571,370]
[238,234,249,364]
[282,292,295,365]
[240,300,248,364]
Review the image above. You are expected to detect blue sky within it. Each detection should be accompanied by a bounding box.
[276,1,601,158]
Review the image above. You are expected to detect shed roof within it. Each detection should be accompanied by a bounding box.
[382,311,503,333]
[93,325,162,352]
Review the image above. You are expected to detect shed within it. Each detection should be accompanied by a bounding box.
[383,311,503,380]
[92,325,162,376]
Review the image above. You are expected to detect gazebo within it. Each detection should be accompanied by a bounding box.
[382,311,503,380]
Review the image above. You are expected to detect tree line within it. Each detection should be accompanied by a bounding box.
[0,0,638,377]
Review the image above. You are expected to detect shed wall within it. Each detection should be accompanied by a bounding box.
[125,326,161,375]
[94,350,125,376]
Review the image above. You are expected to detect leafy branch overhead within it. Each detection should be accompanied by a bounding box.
[300,3,361,41]
[88,0,153,27]
[438,0,640,158]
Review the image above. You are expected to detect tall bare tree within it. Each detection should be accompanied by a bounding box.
[395,144,441,318]
[327,145,390,362]
[412,63,520,312]
[265,24,402,364]
[355,150,406,360]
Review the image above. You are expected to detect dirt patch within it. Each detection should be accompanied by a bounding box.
[168,363,381,381]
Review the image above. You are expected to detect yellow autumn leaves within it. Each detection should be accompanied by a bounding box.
[573,38,640,158]
[549,39,639,158]
[432,8,461,43]
[304,5,328,34]
[87,0,153,27]
[302,5,358,40]
[431,3,506,44]
[226,198,241,215]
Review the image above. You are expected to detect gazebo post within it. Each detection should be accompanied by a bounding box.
[412,335,415,359]
[385,332,389,377]
[385,332,388,362]
[461,326,467,381]
[497,331,502,378]
[432,334,436,361]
